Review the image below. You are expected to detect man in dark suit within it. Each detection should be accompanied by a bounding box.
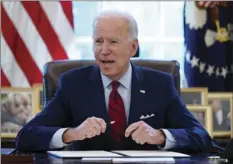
[211,100,230,131]
[16,10,220,153]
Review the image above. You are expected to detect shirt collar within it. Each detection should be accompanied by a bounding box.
[101,63,132,89]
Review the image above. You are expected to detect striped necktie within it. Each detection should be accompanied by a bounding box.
[108,81,127,149]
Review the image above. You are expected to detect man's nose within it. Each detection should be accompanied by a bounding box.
[101,42,110,55]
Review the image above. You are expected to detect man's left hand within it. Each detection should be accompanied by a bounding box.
[125,121,165,145]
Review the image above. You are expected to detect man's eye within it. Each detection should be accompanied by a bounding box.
[110,40,118,44]
[95,40,102,43]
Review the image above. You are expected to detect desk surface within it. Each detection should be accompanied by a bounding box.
[1,148,232,164]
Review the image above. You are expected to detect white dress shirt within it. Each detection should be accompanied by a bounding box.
[49,63,176,149]
[215,109,223,125]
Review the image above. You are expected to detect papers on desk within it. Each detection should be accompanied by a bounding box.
[82,158,112,163]
[47,150,189,163]
[47,151,122,158]
[81,157,176,163]
[112,157,175,163]
[112,150,190,157]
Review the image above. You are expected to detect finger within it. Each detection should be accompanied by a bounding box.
[134,135,145,145]
[95,118,107,133]
[80,120,92,138]
[85,131,93,138]
[131,126,143,140]
[87,117,99,136]
[125,122,140,137]
[136,129,147,145]
[86,125,95,136]
[88,122,99,136]
[125,121,142,137]
[131,124,144,141]
[90,118,102,135]
[139,139,146,145]
[135,139,140,144]
[84,126,93,138]
[85,119,97,137]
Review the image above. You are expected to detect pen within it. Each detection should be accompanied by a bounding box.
[107,121,115,125]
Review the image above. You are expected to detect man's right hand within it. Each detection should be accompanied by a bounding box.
[62,117,107,143]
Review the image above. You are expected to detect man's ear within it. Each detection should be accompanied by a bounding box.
[130,39,139,57]
[133,46,140,57]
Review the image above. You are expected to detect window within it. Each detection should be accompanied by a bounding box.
[72,1,186,86]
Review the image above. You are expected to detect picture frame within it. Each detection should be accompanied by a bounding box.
[208,93,233,137]
[187,105,213,137]
[32,83,43,112]
[1,87,38,138]
[181,88,208,105]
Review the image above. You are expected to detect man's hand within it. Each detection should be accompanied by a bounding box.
[125,121,165,145]
[62,117,107,143]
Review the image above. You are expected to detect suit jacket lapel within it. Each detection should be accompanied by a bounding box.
[88,65,110,122]
[128,64,145,125]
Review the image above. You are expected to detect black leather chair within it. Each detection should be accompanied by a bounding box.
[42,59,180,105]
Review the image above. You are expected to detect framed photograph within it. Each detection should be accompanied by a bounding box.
[181,88,208,105]
[208,93,233,137]
[1,87,37,138]
[33,83,43,112]
[187,105,212,137]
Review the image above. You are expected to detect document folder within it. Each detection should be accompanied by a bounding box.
[47,150,122,158]
[112,150,190,157]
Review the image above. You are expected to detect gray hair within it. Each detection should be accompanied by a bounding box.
[92,10,138,40]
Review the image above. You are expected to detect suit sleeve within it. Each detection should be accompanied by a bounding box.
[15,74,72,151]
[164,75,217,153]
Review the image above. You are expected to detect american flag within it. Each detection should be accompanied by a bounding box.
[183,1,233,91]
[195,1,220,9]
[1,1,76,87]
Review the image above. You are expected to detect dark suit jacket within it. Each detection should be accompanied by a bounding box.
[15,63,221,153]
[213,110,230,131]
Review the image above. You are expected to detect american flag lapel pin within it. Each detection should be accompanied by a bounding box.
[140,90,145,94]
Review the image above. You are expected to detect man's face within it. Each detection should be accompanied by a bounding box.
[93,17,138,80]
[211,100,222,112]
[8,94,32,123]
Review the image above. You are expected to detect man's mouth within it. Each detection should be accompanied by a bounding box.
[101,60,115,65]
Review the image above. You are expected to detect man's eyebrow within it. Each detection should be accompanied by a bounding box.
[94,37,121,41]
[94,36,102,39]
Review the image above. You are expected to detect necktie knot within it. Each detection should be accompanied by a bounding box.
[111,81,120,91]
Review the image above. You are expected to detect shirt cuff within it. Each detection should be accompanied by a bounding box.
[49,128,69,149]
[158,129,176,150]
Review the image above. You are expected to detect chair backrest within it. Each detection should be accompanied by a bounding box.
[43,59,180,105]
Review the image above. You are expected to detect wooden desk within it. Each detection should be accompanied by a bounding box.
[1,149,233,164]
